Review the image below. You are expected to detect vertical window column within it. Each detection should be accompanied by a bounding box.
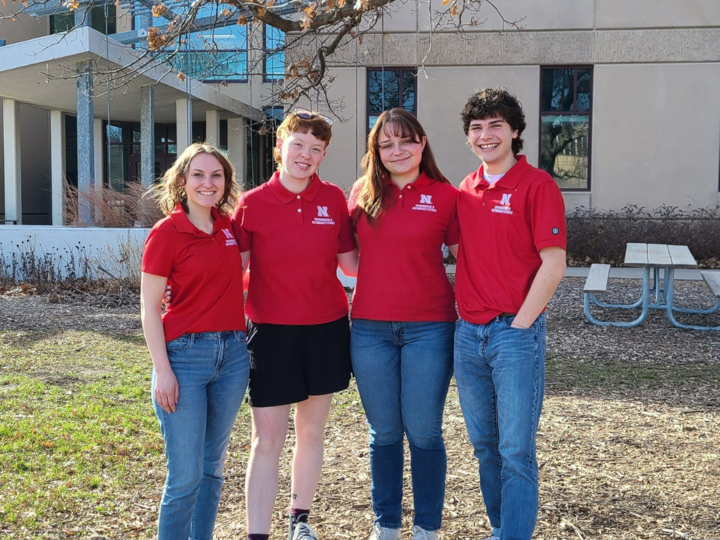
[539,66,593,190]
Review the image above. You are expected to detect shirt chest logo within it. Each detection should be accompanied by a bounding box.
[221,228,238,246]
[312,205,335,225]
[491,193,513,215]
[412,194,437,213]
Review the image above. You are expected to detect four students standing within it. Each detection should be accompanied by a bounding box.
[142,88,566,540]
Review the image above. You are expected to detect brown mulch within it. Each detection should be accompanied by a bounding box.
[1,277,719,539]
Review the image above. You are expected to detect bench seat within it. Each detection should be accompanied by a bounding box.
[701,271,720,297]
[584,264,611,293]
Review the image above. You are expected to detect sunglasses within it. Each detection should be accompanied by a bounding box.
[292,108,333,126]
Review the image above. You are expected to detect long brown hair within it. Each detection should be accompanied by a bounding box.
[147,142,240,217]
[353,109,449,226]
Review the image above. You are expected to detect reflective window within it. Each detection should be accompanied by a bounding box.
[265,25,285,81]
[540,66,593,190]
[51,6,116,35]
[367,68,417,131]
[137,2,247,81]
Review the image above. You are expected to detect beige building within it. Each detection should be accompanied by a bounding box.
[311,0,720,213]
[2,0,720,225]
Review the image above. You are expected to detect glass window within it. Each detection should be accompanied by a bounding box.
[51,6,116,35]
[367,68,417,131]
[540,66,592,190]
[265,25,285,81]
[137,3,247,82]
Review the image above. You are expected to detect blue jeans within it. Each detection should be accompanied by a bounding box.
[454,315,546,540]
[351,319,454,531]
[153,331,250,540]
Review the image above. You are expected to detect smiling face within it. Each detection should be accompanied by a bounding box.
[276,130,327,185]
[377,123,426,186]
[181,152,226,213]
[467,115,519,174]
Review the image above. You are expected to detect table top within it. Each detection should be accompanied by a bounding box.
[624,243,698,268]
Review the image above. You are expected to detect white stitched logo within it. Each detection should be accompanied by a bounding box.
[312,206,335,225]
[412,193,437,213]
[221,228,238,246]
[491,193,513,215]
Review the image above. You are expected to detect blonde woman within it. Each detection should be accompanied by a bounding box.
[141,143,249,540]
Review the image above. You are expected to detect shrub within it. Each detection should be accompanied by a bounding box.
[566,205,720,268]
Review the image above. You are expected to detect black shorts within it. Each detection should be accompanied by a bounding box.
[245,316,351,407]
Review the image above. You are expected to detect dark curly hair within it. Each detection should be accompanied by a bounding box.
[461,87,526,155]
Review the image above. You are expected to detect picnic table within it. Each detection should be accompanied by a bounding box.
[583,243,720,330]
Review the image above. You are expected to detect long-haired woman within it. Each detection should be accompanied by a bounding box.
[348,108,459,540]
[141,143,250,540]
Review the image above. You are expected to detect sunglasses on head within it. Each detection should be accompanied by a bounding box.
[292,108,333,126]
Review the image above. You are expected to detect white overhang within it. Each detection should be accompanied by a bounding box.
[0,26,265,123]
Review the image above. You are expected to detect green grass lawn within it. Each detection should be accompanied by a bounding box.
[0,330,164,534]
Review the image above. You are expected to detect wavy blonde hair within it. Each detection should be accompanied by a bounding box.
[148,143,240,217]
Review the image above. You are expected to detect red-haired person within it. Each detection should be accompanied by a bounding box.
[141,143,249,540]
[232,110,359,540]
[348,109,459,540]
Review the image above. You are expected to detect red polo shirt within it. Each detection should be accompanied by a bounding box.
[232,172,356,325]
[348,173,460,322]
[142,203,246,342]
[455,155,566,324]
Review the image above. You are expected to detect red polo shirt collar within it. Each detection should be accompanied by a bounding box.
[169,202,223,236]
[467,155,531,191]
[267,171,322,204]
[383,171,434,191]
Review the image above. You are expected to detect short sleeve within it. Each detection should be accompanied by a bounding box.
[142,227,175,277]
[346,181,362,235]
[336,188,356,254]
[231,196,252,252]
[445,204,460,246]
[531,179,567,251]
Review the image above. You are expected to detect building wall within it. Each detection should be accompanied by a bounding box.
[0,13,48,44]
[313,0,720,212]
[592,63,720,211]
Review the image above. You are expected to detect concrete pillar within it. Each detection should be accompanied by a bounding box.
[141,86,155,188]
[50,110,66,225]
[3,99,21,224]
[205,110,220,146]
[227,117,247,186]
[76,60,95,223]
[176,98,192,155]
[93,118,104,193]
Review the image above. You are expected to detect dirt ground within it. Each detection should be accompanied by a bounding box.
[1,277,719,539]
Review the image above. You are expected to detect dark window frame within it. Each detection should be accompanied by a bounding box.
[539,65,593,192]
[366,66,418,137]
